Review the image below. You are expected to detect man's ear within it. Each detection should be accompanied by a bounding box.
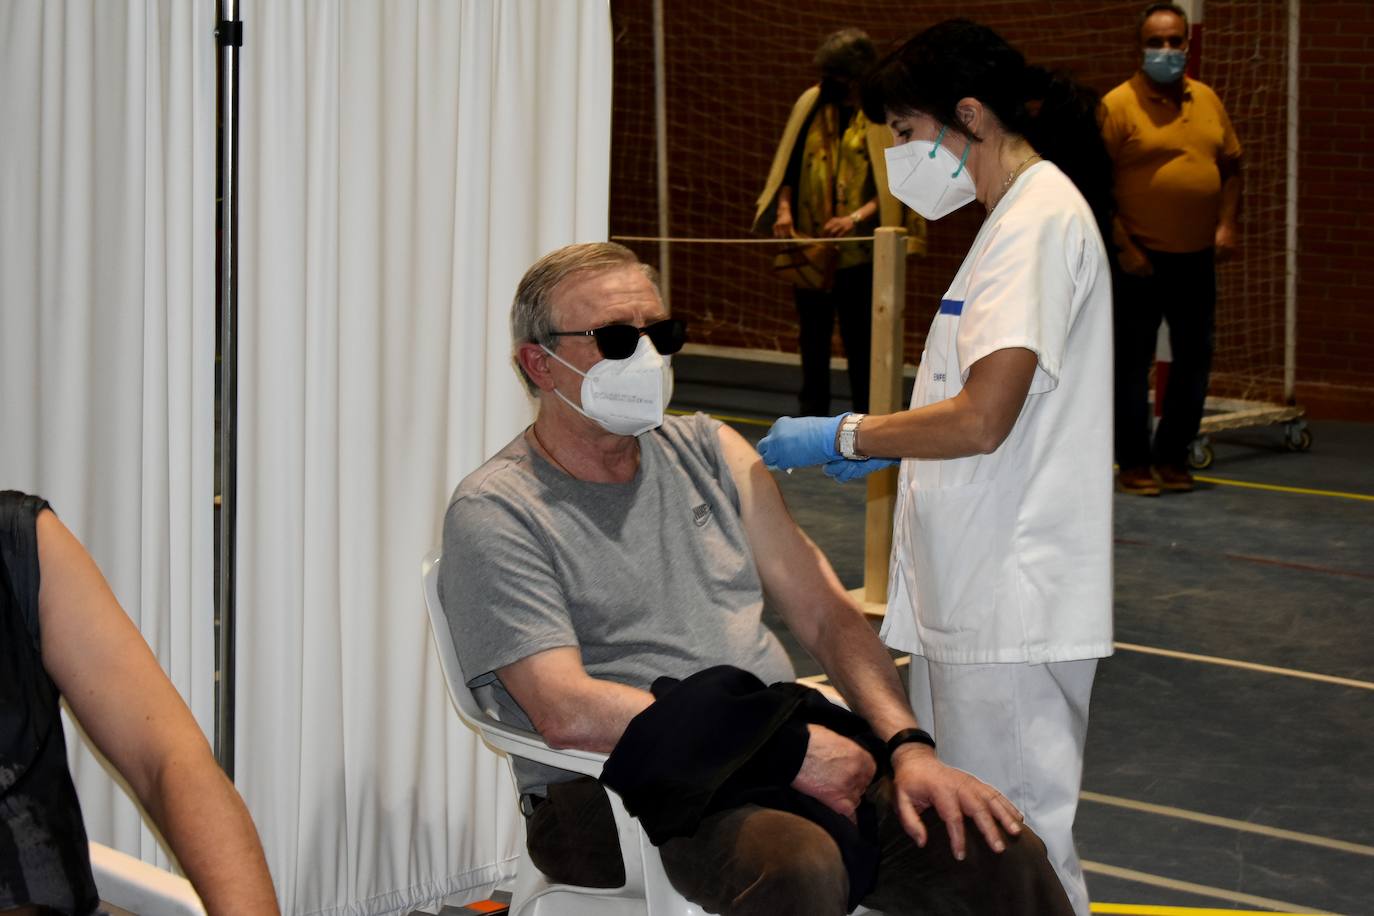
[516,341,557,392]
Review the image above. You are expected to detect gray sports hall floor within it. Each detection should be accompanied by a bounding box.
[677,356,1373,915]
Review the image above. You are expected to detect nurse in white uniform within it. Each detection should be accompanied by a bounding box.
[758,19,1115,916]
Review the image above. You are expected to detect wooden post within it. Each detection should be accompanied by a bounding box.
[863,228,907,609]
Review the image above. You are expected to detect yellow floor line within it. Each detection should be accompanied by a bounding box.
[1114,642,1374,691]
[812,644,1368,693]
[1079,861,1337,914]
[1194,475,1374,503]
[1091,906,1316,916]
[687,411,1373,498]
[1080,792,1374,858]
[667,407,771,427]
[613,233,880,244]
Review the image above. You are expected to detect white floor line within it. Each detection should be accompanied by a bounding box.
[830,637,1370,691]
[1113,641,1374,691]
[1079,861,1337,914]
[1080,792,1374,858]
[852,602,1370,691]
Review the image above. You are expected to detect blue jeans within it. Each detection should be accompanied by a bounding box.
[1113,247,1217,468]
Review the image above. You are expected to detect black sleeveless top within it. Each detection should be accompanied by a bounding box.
[0,491,99,914]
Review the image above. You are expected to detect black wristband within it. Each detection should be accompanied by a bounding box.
[886,727,936,760]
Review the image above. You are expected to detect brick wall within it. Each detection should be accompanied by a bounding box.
[1295,1,1374,419]
[610,0,1374,421]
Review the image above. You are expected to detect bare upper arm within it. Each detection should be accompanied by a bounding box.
[716,422,797,574]
[35,510,213,800]
[496,645,596,730]
[716,424,854,647]
[496,645,653,750]
[957,347,1040,453]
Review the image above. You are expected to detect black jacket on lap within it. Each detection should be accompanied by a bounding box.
[600,665,887,908]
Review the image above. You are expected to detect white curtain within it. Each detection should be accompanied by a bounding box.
[234,2,612,913]
[0,0,216,869]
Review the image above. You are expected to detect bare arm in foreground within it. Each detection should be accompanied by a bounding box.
[37,510,279,915]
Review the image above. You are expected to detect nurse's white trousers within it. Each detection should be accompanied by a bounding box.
[907,656,1098,916]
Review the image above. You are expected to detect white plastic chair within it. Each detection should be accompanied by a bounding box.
[88,841,206,915]
[422,550,704,916]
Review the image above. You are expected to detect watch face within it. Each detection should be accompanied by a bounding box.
[839,421,862,459]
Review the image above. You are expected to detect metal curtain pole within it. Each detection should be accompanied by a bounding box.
[651,0,671,306]
[1284,0,1300,403]
[214,0,242,778]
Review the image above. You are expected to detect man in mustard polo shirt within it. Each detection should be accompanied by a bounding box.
[1103,2,1243,495]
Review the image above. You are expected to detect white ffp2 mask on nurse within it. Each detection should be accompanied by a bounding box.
[542,334,673,437]
[885,125,977,220]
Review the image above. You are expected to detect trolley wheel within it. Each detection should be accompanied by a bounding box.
[1284,421,1312,452]
[1187,437,1214,470]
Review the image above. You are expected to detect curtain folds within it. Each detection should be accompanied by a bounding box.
[235,3,612,912]
[0,0,217,870]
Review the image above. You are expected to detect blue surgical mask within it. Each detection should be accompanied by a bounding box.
[1142,48,1187,84]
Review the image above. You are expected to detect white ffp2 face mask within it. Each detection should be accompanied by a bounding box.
[542,334,673,437]
[885,125,977,220]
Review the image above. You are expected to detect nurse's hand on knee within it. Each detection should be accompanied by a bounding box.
[889,746,1023,861]
[791,723,876,823]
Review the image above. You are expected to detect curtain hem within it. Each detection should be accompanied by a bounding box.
[297,856,520,916]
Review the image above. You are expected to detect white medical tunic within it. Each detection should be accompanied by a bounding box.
[881,161,1114,664]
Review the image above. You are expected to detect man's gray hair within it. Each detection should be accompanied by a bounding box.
[1138,2,1189,40]
[510,241,660,393]
[813,28,877,81]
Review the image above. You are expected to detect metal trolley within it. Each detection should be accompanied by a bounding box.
[1187,397,1311,470]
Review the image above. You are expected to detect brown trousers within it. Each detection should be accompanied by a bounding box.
[524,776,1074,915]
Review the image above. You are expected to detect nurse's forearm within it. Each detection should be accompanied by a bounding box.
[857,397,989,459]
[855,347,1038,459]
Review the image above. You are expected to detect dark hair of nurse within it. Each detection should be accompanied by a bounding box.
[862,18,1114,242]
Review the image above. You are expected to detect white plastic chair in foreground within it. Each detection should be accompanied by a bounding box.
[421,550,704,916]
[88,841,206,915]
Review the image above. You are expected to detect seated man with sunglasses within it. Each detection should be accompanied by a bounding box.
[438,241,1072,915]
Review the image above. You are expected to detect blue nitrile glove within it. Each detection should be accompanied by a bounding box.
[757,414,845,470]
[824,457,899,483]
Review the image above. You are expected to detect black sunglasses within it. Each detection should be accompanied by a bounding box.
[547,318,688,360]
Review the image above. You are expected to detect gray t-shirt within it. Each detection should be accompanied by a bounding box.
[439,412,795,793]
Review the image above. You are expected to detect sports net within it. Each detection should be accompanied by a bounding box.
[608,0,1291,404]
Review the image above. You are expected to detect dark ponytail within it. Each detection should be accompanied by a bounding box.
[862,19,1114,240]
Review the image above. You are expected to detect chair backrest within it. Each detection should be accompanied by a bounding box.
[422,550,490,729]
[422,550,605,776]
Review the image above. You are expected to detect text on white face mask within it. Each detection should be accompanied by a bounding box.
[541,334,673,437]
